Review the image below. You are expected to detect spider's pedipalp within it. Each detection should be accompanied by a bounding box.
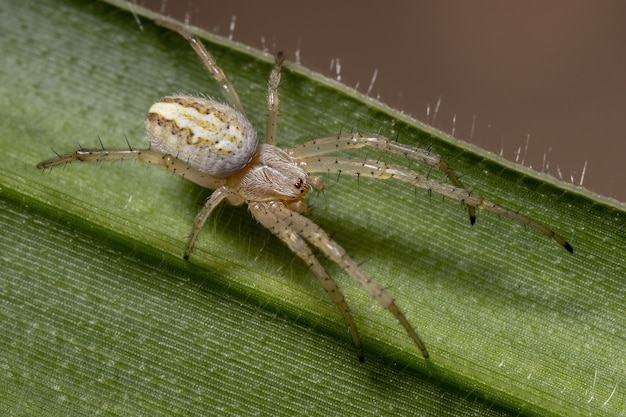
[250,201,364,361]
[287,133,476,223]
[300,156,573,253]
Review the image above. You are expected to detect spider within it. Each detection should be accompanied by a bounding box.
[37,20,573,361]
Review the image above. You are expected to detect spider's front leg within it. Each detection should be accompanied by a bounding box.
[299,156,573,252]
[287,133,476,224]
[249,201,364,361]
[250,201,430,360]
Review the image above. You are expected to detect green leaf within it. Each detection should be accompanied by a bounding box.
[1,0,624,415]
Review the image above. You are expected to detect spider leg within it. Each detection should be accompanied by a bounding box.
[264,53,284,146]
[301,156,573,253]
[156,20,246,117]
[184,186,244,259]
[249,201,364,361]
[36,147,225,190]
[252,201,430,359]
[287,132,476,224]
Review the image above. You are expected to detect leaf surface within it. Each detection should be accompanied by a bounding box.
[1,1,624,415]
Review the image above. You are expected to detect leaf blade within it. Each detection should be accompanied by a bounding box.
[1,0,624,415]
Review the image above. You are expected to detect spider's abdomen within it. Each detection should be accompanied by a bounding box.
[146,95,257,178]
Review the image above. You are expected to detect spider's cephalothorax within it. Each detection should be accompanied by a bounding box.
[37,20,573,361]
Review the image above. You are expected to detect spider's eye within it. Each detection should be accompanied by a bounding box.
[294,178,305,192]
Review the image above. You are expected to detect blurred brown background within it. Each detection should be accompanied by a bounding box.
[137,1,626,202]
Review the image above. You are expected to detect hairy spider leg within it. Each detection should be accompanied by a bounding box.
[298,156,573,253]
[250,201,365,360]
[250,201,430,359]
[183,186,243,259]
[156,20,246,117]
[157,19,285,148]
[265,53,284,146]
[288,133,477,224]
[36,148,225,190]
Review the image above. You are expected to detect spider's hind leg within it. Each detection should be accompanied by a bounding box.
[264,52,284,146]
[155,19,246,117]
